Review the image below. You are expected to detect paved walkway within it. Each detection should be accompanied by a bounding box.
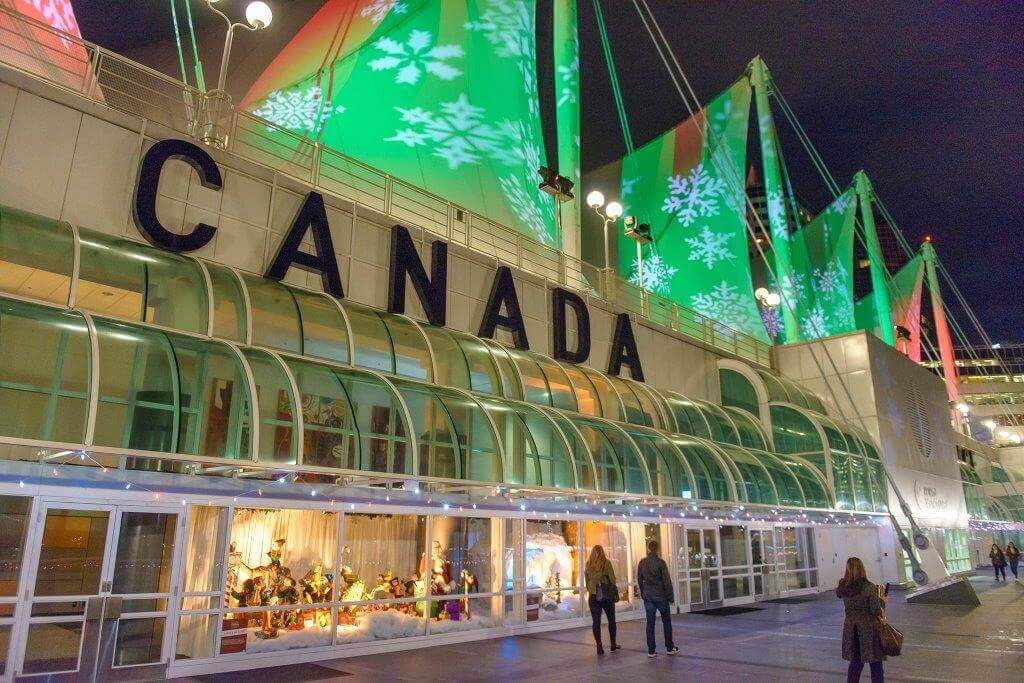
[187,575,1024,682]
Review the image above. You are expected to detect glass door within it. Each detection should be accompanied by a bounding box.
[12,503,183,680]
[684,526,722,611]
[718,525,751,601]
[750,527,779,598]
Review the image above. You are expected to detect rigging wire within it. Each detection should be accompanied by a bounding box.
[592,0,636,156]
[167,0,189,86]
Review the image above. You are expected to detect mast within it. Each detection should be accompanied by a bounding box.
[751,57,799,342]
[854,171,895,346]
[553,0,581,257]
[922,237,961,409]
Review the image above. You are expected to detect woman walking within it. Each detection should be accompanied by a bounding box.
[1004,542,1020,580]
[989,543,1007,581]
[585,545,620,655]
[837,557,887,683]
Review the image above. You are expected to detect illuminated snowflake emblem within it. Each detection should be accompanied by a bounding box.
[777,271,807,304]
[661,164,728,227]
[500,173,554,245]
[556,54,579,107]
[629,253,678,294]
[359,0,408,25]
[690,280,757,332]
[813,260,847,297]
[386,94,504,169]
[766,189,789,239]
[760,304,782,339]
[250,85,345,135]
[465,0,539,113]
[368,30,464,85]
[685,226,735,269]
[801,302,828,339]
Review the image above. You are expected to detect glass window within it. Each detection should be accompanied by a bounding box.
[0,496,31,597]
[428,516,501,628]
[243,349,297,464]
[626,430,694,500]
[770,405,824,455]
[607,376,647,426]
[422,326,470,390]
[293,289,349,364]
[525,519,581,621]
[205,263,246,342]
[580,367,623,422]
[287,358,358,469]
[482,340,522,400]
[672,437,733,501]
[582,521,629,597]
[0,205,73,305]
[562,363,601,417]
[506,348,551,407]
[337,512,427,641]
[78,231,207,334]
[343,301,394,373]
[755,451,805,507]
[225,507,338,652]
[662,391,712,438]
[777,377,810,409]
[718,445,778,505]
[382,314,431,381]
[723,407,769,450]
[532,355,577,412]
[0,300,90,444]
[782,456,832,509]
[481,399,574,489]
[396,383,501,482]
[337,370,411,474]
[453,331,501,396]
[719,368,760,416]
[242,274,301,354]
[568,418,623,493]
[544,410,597,490]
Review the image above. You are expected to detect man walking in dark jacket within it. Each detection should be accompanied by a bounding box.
[637,539,678,657]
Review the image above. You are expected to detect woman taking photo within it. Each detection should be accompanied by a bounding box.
[584,545,620,655]
[837,557,887,682]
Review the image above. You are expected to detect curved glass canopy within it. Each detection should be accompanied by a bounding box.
[0,209,888,511]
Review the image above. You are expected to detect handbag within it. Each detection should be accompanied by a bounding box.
[595,568,619,603]
[878,614,904,657]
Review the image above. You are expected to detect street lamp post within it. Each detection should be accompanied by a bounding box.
[586,191,622,270]
[199,1,273,148]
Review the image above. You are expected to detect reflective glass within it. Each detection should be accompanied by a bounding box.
[482,340,522,400]
[770,405,824,454]
[718,445,778,505]
[242,274,301,354]
[579,367,623,423]
[719,368,760,416]
[782,457,832,508]
[0,206,73,305]
[696,400,740,445]
[610,377,656,427]
[562,363,601,417]
[78,231,207,333]
[482,399,573,489]
[671,437,733,502]
[293,289,349,364]
[723,407,769,450]
[337,370,411,474]
[0,496,31,597]
[287,358,357,469]
[568,418,623,493]
[423,325,470,390]
[343,301,394,373]
[777,377,810,409]
[757,370,790,403]
[242,349,297,464]
[0,300,90,443]
[453,331,501,395]
[755,451,805,506]
[662,392,711,439]
[626,429,693,499]
[507,348,551,406]
[544,410,596,490]
[382,314,431,381]
[205,263,246,342]
[532,354,576,412]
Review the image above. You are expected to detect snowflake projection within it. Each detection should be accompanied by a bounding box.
[757,113,777,163]
[801,303,828,339]
[465,0,539,113]
[386,94,505,170]
[621,176,638,197]
[766,189,789,238]
[760,304,782,339]
[556,54,579,107]
[813,260,847,297]
[629,253,678,294]
[25,0,81,48]
[500,173,554,245]
[777,271,807,304]
[661,164,728,227]
[709,99,734,141]
[685,226,736,269]
[251,86,345,135]
[690,280,758,332]
[359,0,408,25]
[368,29,464,85]
[829,191,855,216]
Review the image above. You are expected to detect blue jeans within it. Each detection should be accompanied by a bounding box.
[643,598,674,653]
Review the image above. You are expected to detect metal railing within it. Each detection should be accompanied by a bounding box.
[0,6,772,368]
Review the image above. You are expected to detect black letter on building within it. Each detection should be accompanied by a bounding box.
[478,266,529,349]
[388,225,447,326]
[264,192,344,298]
[133,138,222,252]
[552,287,590,363]
[607,313,644,381]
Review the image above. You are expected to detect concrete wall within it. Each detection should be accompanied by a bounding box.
[0,68,723,401]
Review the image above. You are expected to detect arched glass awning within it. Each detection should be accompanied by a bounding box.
[0,208,892,511]
[719,367,761,416]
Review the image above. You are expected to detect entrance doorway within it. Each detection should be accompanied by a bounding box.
[683,527,722,611]
[10,502,183,681]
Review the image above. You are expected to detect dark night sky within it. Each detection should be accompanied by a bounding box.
[73,1,1023,341]
[577,0,1024,343]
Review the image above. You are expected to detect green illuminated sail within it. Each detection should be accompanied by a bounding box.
[586,78,765,341]
[856,253,925,358]
[242,0,555,245]
[553,0,581,253]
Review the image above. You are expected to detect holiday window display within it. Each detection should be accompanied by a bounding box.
[224,508,337,653]
[525,520,580,621]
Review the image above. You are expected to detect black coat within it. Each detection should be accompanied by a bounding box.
[838,579,886,664]
[990,548,1007,567]
[637,554,674,603]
